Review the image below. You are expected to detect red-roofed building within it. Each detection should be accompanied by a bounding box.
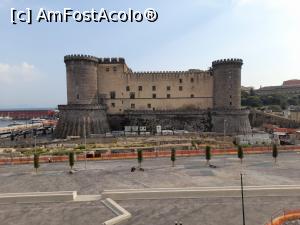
[0,109,56,120]
[283,79,300,86]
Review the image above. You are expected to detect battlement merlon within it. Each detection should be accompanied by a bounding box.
[212,58,243,67]
[99,57,125,64]
[64,55,126,64]
[124,68,210,75]
[64,54,99,63]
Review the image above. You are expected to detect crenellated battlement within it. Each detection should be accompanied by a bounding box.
[212,58,243,67]
[99,57,125,64]
[64,54,99,63]
[128,69,209,76]
[64,55,126,64]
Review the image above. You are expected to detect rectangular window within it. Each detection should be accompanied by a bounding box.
[131,104,135,109]
[138,86,143,91]
[126,86,130,91]
[179,86,183,91]
[77,94,79,99]
[111,103,115,107]
[110,91,116,99]
[113,66,117,72]
[152,94,156,99]
[179,79,182,83]
[167,86,171,91]
[147,104,151,108]
[130,92,135,99]
[152,86,156,91]
[167,94,171,98]
[190,94,194,98]
[191,78,194,83]
[106,67,110,72]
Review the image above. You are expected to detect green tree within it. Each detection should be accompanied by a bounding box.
[137,149,143,168]
[249,88,255,96]
[205,146,211,165]
[247,96,263,107]
[69,151,75,170]
[171,148,176,167]
[237,145,244,164]
[33,153,40,173]
[272,144,278,164]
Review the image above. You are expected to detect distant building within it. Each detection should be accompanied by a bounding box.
[0,109,56,120]
[241,86,254,93]
[256,79,300,95]
[283,79,300,86]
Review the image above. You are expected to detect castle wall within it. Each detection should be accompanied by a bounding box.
[108,110,211,132]
[97,64,213,114]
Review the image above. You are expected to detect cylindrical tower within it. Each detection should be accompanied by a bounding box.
[54,55,110,138]
[212,59,243,110]
[211,59,251,134]
[65,55,99,104]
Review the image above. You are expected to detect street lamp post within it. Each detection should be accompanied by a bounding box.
[223,119,227,140]
[241,173,246,225]
[34,134,37,154]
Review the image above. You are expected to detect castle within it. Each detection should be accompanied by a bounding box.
[55,55,252,138]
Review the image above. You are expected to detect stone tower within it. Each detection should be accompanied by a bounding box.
[54,55,110,138]
[65,55,99,105]
[211,59,251,134]
[212,59,242,109]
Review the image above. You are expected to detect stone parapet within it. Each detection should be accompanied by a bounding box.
[212,58,243,67]
[64,54,99,63]
[64,55,126,64]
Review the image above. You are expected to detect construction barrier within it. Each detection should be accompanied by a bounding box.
[266,209,300,225]
[0,146,299,165]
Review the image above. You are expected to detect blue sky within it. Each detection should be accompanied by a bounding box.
[0,0,299,108]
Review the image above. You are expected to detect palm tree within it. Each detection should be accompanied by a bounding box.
[237,145,244,164]
[171,148,176,167]
[205,146,211,165]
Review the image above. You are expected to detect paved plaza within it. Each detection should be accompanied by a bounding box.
[1,152,300,224]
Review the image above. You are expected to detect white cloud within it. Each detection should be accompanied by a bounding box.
[0,62,42,84]
[0,62,66,108]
